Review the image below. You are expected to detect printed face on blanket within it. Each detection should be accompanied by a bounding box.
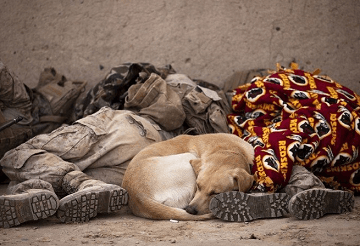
[228,63,360,194]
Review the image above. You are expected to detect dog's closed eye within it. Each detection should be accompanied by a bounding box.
[209,191,218,196]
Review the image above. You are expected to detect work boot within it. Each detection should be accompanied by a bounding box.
[0,189,59,228]
[57,171,128,223]
[209,191,290,222]
[288,188,355,220]
[0,179,59,228]
[284,166,355,219]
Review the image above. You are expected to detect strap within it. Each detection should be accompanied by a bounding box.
[0,109,13,138]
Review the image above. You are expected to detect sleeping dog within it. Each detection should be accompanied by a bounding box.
[121,133,254,220]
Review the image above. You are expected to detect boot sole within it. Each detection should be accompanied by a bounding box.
[209,191,289,222]
[57,185,128,223]
[288,188,355,220]
[0,190,59,228]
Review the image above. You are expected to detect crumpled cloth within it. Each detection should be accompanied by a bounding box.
[73,62,175,120]
[227,63,360,194]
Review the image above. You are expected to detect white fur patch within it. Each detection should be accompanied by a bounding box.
[149,152,197,209]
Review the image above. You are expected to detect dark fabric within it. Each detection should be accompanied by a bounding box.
[228,63,360,194]
[73,63,176,120]
[0,62,86,160]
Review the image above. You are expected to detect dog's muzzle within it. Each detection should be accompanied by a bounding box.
[184,205,198,215]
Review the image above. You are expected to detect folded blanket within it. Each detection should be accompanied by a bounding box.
[228,63,360,194]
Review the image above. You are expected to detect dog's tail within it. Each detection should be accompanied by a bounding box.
[129,195,213,221]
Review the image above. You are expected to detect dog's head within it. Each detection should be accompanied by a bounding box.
[185,144,254,215]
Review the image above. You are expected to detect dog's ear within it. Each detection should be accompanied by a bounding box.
[189,158,202,176]
[233,168,255,192]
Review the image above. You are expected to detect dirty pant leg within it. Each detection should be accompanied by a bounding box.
[74,110,163,186]
[1,109,163,194]
[0,123,98,195]
[282,165,325,197]
[1,149,79,195]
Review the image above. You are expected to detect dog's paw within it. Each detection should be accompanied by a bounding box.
[197,213,214,220]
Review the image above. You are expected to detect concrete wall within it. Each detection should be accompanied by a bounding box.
[1,0,359,94]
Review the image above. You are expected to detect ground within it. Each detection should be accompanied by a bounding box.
[0,184,359,246]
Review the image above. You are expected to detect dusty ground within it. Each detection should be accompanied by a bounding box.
[0,184,359,246]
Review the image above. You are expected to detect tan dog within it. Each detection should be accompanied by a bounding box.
[121,133,254,220]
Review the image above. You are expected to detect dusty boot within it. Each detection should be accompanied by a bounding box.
[283,166,355,219]
[283,166,354,219]
[288,188,355,220]
[57,171,128,223]
[209,191,289,222]
[0,179,59,228]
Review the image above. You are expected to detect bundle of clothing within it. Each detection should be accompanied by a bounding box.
[0,61,231,184]
[0,62,86,160]
[73,62,231,135]
[228,63,360,194]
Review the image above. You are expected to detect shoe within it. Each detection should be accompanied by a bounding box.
[0,189,59,228]
[288,188,355,220]
[57,184,128,223]
[209,191,289,222]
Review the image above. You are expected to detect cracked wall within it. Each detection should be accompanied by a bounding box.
[0,0,359,94]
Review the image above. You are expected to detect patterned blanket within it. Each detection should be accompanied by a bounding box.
[228,63,360,194]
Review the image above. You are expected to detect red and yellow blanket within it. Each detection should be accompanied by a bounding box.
[228,63,360,194]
